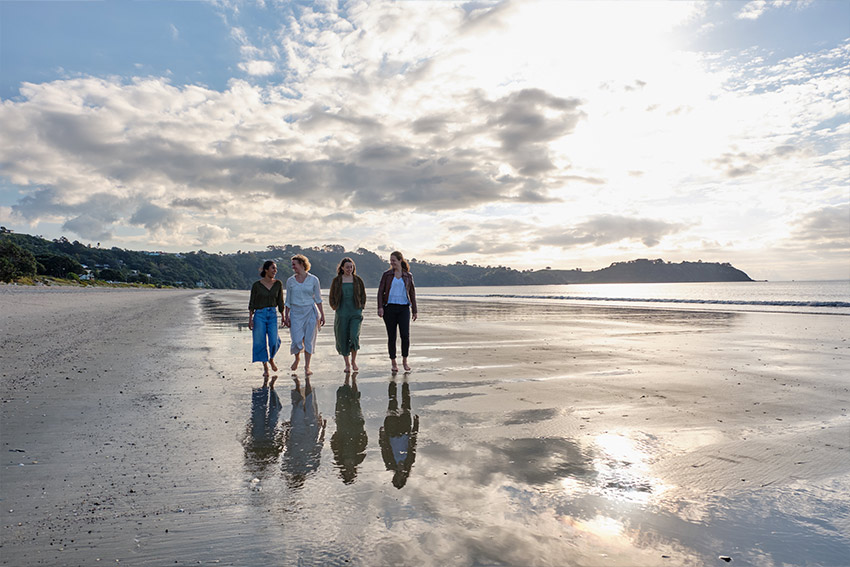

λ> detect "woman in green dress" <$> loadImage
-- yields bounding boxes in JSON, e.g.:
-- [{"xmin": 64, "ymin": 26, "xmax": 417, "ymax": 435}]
[{"xmin": 329, "ymin": 257, "xmax": 367, "ymax": 373}]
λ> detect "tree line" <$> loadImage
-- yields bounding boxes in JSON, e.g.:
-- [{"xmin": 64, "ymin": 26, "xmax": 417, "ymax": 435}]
[{"xmin": 0, "ymin": 230, "xmax": 753, "ymax": 288}]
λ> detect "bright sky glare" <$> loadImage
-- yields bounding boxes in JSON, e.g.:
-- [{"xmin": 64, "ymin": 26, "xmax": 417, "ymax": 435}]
[{"xmin": 0, "ymin": 0, "xmax": 848, "ymax": 281}]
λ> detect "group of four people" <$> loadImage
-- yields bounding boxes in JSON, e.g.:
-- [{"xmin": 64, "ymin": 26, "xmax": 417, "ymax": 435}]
[{"xmin": 248, "ymin": 251, "xmax": 417, "ymax": 376}]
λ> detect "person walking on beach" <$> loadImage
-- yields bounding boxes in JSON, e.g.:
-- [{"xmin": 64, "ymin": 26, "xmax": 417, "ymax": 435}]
[
  {"xmin": 377, "ymin": 251, "xmax": 417, "ymax": 372},
  {"xmin": 329, "ymin": 257, "xmax": 367, "ymax": 373},
  {"xmin": 284, "ymin": 254, "xmax": 325, "ymax": 375},
  {"xmin": 248, "ymin": 260, "xmax": 284, "ymax": 377}
]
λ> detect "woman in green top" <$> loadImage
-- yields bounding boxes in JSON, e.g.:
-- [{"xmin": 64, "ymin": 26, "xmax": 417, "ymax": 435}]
[
  {"xmin": 248, "ymin": 260, "xmax": 284, "ymax": 377},
  {"xmin": 328, "ymin": 257, "xmax": 367, "ymax": 373}
]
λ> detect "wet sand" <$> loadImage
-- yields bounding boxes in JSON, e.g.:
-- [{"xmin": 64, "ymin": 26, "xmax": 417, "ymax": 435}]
[{"xmin": 1, "ymin": 287, "xmax": 849, "ymax": 566}]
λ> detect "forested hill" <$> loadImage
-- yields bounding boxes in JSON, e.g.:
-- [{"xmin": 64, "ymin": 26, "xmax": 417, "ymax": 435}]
[{"xmin": 1, "ymin": 231, "xmax": 753, "ymax": 288}]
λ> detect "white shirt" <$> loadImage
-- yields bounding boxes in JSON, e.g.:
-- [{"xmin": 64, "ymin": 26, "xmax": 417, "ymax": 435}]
[
  {"xmin": 387, "ymin": 276, "xmax": 409, "ymax": 305},
  {"xmin": 285, "ymin": 273, "xmax": 323, "ymax": 307}
]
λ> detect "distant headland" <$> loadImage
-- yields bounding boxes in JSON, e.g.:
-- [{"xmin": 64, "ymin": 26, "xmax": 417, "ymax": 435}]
[{"xmin": 1, "ymin": 229, "xmax": 753, "ymax": 288}]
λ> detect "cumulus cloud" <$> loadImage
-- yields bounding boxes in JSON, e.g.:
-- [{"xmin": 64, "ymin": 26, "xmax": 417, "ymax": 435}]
[
  {"xmin": 239, "ymin": 60, "xmax": 275, "ymax": 76},
  {"xmin": 788, "ymin": 204, "xmax": 850, "ymax": 250},
  {"xmin": 0, "ymin": 0, "xmax": 845, "ymax": 279},
  {"xmin": 536, "ymin": 215, "xmax": 688, "ymax": 248},
  {"xmin": 130, "ymin": 203, "xmax": 180, "ymax": 232}
]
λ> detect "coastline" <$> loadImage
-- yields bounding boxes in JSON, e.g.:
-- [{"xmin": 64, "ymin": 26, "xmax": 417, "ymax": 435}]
[{"xmin": 2, "ymin": 288, "xmax": 848, "ymax": 565}]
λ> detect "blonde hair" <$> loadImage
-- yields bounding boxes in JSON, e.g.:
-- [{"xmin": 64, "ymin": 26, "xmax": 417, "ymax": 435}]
[
  {"xmin": 336, "ymin": 257, "xmax": 356, "ymax": 276},
  {"xmin": 291, "ymin": 254, "xmax": 311, "ymax": 271}
]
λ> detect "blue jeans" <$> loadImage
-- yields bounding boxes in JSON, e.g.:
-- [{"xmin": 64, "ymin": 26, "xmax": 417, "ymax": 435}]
[{"xmin": 252, "ymin": 307, "xmax": 281, "ymax": 363}]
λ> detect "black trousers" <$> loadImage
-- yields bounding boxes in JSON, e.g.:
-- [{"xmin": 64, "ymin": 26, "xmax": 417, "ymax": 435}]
[{"xmin": 382, "ymin": 303, "xmax": 410, "ymax": 360}]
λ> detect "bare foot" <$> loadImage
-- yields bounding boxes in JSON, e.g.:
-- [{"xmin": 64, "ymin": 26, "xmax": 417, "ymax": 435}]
[
  {"xmin": 391, "ymin": 360, "xmax": 399, "ymax": 372},
  {"xmin": 344, "ymin": 366, "xmax": 351, "ymax": 373},
  {"xmin": 291, "ymin": 356, "xmax": 299, "ymax": 371},
  {"xmin": 305, "ymin": 366, "xmax": 313, "ymax": 376},
  {"xmin": 269, "ymin": 359, "xmax": 278, "ymax": 372},
  {"xmin": 402, "ymin": 359, "xmax": 411, "ymax": 372},
  {"xmin": 351, "ymin": 361, "xmax": 359, "ymax": 371},
  {"xmin": 263, "ymin": 363, "xmax": 270, "ymax": 377}
]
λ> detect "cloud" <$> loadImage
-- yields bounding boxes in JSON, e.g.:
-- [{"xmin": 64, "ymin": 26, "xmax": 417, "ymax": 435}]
[
  {"xmin": 62, "ymin": 214, "xmax": 113, "ymax": 241},
  {"xmin": 196, "ymin": 223, "xmax": 230, "ymax": 246},
  {"xmin": 130, "ymin": 203, "xmax": 180, "ymax": 232},
  {"xmin": 239, "ymin": 60, "xmax": 276, "ymax": 76},
  {"xmin": 710, "ymin": 145, "xmax": 806, "ymax": 178},
  {"xmin": 535, "ymin": 215, "xmax": 688, "ymax": 248},
  {"xmin": 788, "ymin": 204, "xmax": 850, "ymax": 250},
  {"xmin": 736, "ymin": 0, "xmax": 805, "ymax": 20},
  {"xmin": 737, "ymin": 0, "xmax": 769, "ymax": 20}
]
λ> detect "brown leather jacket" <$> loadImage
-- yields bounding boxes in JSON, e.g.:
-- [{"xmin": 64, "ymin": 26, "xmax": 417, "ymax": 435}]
[
  {"xmin": 329, "ymin": 274, "xmax": 367, "ymax": 310},
  {"xmin": 377, "ymin": 269, "xmax": 417, "ymax": 315}
]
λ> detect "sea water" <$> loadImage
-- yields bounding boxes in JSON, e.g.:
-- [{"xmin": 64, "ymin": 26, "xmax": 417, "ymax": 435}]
[{"xmin": 416, "ymin": 280, "xmax": 850, "ymax": 315}]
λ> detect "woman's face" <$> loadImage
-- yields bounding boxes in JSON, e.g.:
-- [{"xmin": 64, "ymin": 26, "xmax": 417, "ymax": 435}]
[
  {"xmin": 390, "ymin": 255, "xmax": 401, "ymax": 270},
  {"xmin": 291, "ymin": 259, "xmax": 304, "ymax": 274},
  {"xmin": 266, "ymin": 263, "xmax": 277, "ymax": 277},
  {"xmin": 342, "ymin": 261, "xmax": 354, "ymax": 276}
]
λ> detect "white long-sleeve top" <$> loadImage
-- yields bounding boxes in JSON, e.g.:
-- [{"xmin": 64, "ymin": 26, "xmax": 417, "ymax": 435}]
[{"xmin": 285, "ymin": 273, "xmax": 323, "ymax": 308}]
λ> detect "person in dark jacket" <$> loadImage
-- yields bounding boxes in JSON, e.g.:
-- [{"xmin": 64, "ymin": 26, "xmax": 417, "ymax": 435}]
[{"xmin": 376, "ymin": 251, "xmax": 417, "ymax": 372}]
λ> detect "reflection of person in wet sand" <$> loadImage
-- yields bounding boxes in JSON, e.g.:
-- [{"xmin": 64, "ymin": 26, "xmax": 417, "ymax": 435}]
[
  {"xmin": 281, "ymin": 376, "xmax": 327, "ymax": 488},
  {"xmin": 379, "ymin": 378, "xmax": 419, "ymax": 489},
  {"xmin": 330, "ymin": 372, "xmax": 368, "ymax": 484},
  {"xmin": 243, "ymin": 378, "xmax": 284, "ymax": 477}
]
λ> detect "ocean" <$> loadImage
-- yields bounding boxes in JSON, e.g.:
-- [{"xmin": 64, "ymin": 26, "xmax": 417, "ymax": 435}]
[{"xmin": 414, "ymin": 280, "xmax": 850, "ymax": 315}]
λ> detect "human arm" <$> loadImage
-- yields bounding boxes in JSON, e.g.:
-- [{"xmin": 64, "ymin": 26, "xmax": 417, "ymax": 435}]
[
  {"xmin": 248, "ymin": 282, "xmax": 258, "ymax": 329},
  {"xmin": 313, "ymin": 275, "xmax": 326, "ymax": 327},
  {"xmin": 408, "ymin": 273, "xmax": 417, "ymax": 321},
  {"xmin": 377, "ymin": 272, "xmax": 386, "ymax": 318},
  {"xmin": 283, "ymin": 278, "xmax": 292, "ymax": 327},
  {"xmin": 356, "ymin": 276, "xmax": 367, "ymax": 308}
]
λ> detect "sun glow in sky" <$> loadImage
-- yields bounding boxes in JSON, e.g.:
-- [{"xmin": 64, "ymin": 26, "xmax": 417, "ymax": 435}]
[{"xmin": 0, "ymin": 0, "xmax": 847, "ymax": 280}]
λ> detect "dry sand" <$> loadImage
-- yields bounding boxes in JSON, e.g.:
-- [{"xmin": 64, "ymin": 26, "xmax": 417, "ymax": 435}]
[{"xmin": 1, "ymin": 286, "xmax": 848, "ymax": 566}]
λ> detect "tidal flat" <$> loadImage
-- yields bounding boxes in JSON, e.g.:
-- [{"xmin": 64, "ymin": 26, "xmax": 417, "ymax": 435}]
[{"xmin": 1, "ymin": 286, "xmax": 848, "ymax": 566}]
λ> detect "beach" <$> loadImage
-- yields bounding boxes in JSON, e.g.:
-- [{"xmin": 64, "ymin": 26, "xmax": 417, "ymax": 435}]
[{"xmin": 1, "ymin": 286, "xmax": 848, "ymax": 566}]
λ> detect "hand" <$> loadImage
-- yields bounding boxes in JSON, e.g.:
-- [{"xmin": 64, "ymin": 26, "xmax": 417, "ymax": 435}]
[
  {"xmin": 248, "ymin": 318, "xmax": 253, "ymax": 330},
  {"xmin": 377, "ymin": 307, "xmax": 384, "ymax": 318},
  {"xmin": 319, "ymin": 316, "xmax": 325, "ymax": 328},
  {"xmin": 412, "ymin": 312, "xmax": 418, "ymax": 321}
]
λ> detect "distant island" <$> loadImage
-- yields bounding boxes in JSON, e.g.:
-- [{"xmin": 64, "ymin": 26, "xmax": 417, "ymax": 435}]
[{"xmin": 1, "ymin": 229, "xmax": 753, "ymax": 288}]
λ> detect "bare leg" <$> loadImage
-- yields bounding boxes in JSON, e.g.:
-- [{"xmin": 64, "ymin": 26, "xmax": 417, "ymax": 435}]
[
  {"xmin": 351, "ymin": 350, "xmax": 358, "ymax": 371},
  {"xmin": 269, "ymin": 359, "xmax": 278, "ymax": 372},
  {"xmin": 263, "ymin": 361, "xmax": 270, "ymax": 377},
  {"xmin": 343, "ymin": 355, "xmax": 351, "ymax": 373},
  {"xmin": 305, "ymin": 352, "xmax": 313, "ymax": 375},
  {"xmin": 291, "ymin": 353, "xmax": 300, "ymax": 371},
  {"xmin": 402, "ymin": 357, "xmax": 411, "ymax": 372},
  {"xmin": 391, "ymin": 358, "xmax": 399, "ymax": 372}
]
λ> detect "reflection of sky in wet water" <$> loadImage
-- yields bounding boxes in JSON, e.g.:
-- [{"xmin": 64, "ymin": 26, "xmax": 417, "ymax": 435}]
[{"xmin": 196, "ymin": 291, "xmax": 849, "ymax": 566}]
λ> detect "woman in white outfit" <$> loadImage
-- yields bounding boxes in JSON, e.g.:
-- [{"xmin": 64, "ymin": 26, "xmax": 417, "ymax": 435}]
[{"xmin": 284, "ymin": 254, "xmax": 326, "ymax": 375}]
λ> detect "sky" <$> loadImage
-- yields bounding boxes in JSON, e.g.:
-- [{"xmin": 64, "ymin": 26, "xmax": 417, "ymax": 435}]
[{"xmin": 0, "ymin": 0, "xmax": 848, "ymax": 281}]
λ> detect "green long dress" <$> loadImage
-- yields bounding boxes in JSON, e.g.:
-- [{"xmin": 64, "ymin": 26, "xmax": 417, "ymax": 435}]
[{"xmin": 334, "ymin": 282, "xmax": 363, "ymax": 355}]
